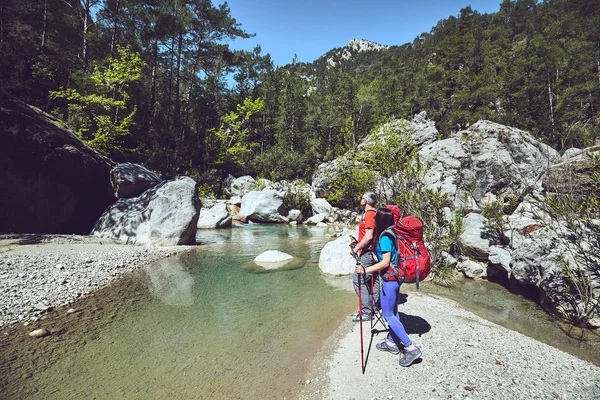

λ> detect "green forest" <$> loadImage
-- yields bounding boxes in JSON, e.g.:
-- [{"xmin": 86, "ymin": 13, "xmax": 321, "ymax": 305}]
[{"xmin": 2, "ymin": 0, "xmax": 599, "ymax": 190}]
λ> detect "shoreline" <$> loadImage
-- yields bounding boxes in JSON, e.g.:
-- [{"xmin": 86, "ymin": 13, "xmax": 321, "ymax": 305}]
[{"xmin": 0, "ymin": 234, "xmax": 194, "ymax": 329}]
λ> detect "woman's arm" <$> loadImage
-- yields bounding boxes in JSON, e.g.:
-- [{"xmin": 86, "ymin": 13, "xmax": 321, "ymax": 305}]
[{"xmin": 355, "ymin": 252, "xmax": 391, "ymax": 274}]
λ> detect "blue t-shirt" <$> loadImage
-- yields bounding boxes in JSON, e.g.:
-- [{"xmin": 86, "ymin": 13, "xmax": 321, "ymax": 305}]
[{"xmin": 375, "ymin": 234, "xmax": 397, "ymax": 266}]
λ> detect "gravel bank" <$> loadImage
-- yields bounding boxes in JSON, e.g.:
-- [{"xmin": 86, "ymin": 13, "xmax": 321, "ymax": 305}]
[
  {"xmin": 301, "ymin": 293, "xmax": 600, "ymax": 400},
  {"xmin": 0, "ymin": 234, "xmax": 194, "ymax": 329}
]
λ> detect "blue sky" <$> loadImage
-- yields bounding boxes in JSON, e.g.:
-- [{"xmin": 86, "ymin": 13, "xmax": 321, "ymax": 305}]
[{"xmin": 220, "ymin": 0, "xmax": 503, "ymax": 67}]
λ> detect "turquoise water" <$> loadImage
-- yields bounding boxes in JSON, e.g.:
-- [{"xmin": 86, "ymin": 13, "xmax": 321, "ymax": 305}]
[{"xmin": 6, "ymin": 224, "xmax": 355, "ymax": 399}]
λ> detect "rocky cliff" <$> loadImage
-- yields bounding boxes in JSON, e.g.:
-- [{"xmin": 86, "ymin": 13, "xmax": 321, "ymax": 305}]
[{"xmin": 0, "ymin": 92, "xmax": 115, "ymax": 234}]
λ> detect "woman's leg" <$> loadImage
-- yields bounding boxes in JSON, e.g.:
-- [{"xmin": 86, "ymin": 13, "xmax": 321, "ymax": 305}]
[{"xmin": 380, "ymin": 280, "xmax": 412, "ymax": 347}]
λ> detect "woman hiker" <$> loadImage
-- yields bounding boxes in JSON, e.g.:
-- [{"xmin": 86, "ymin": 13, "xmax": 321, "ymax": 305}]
[{"xmin": 355, "ymin": 207, "xmax": 422, "ymax": 367}]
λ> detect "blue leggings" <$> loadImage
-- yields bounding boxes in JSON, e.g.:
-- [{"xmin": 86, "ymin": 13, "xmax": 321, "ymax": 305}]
[{"xmin": 380, "ymin": 279, "xmax": 412, "ymax": 347}]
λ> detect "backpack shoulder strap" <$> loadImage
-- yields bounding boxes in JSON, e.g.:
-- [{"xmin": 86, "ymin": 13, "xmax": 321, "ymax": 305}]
[{"xmin": 378, "ymin": 227, "xmax": 398, "ymax": 254}]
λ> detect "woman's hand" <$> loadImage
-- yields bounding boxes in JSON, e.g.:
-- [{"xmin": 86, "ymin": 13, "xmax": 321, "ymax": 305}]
[{"xmin": 355, "ymin": 264, "xmax": 367, "ymax": 274}]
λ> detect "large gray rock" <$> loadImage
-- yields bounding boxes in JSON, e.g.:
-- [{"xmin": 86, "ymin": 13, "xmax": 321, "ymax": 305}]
[
  {"xmin": 228, "ymin": 175, "xmax": 257, "ymax": 197},
  {"xmin": 510, "ymin": 221, "xmax": 600, "ymax": 321},
  {"xmin": 197, "ymin": 201, "xmax": 232, "ymax": 229},
  {"xmin": 0, "ymin": 92, "xmax": 115, "ymax": 234},
  {"xmin": 312, "ymin": 158, "xmax": 354, "ymax": 199},
  {"xmin": 318, "ymin": 233, "xmax": 356, "ymax": 276},
  {"xmin": 287, "ymin": 209, "xmax": 303, "ymax": 222},
  {"xmin": 511, "ymin": 224, "xmax": 570, "ymax": 311},
  {"xmin": 311, "ymin": 198, "xmax": 333, "ymax": 216},
  {"xmin": 420, "ymin": 120, "xmax": 561, "ymax": 210},
  {"xmin": 239, "ymin": 190, "xmax": 288, "ymax": 223},
  {"xmin": 488, "ymin": 245, "xmax": 512, "ymax": 275},
  {"xmin": 305, "ymin": 213, "xmax": 327, "ymax": 225},
  {"xmin": 110, "ymin": 163, "xmax": 162, "ymax": 198},
  {"xmin": 458, "ymin": 213, "xmax": 490, "ymax": 259},
  {"xmin": 457, "ymin": 257, "xmax": 486, "ymax": 279},
  {"xmin": 504, "ymin": 198, "xmax": 551, "ymax": 249},
  {"xmin": 92, "ymin": 177, "xmax": 200, "ymax": 245}
]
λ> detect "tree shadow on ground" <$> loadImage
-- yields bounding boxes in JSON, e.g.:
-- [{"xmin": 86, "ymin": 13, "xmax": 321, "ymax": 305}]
[{"xmin": 16, "ymin": 234, "xmax": 45, "ymax": 245}]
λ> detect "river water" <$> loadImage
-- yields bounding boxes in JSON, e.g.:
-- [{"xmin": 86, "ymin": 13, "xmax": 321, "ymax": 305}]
[{"xmin": 2, "ymin": 224, "xmax": 599, "ymax": 399}]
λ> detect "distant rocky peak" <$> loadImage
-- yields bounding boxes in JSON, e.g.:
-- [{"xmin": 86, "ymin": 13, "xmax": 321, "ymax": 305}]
[
  {"xmin": 345, "ymin": 38, "xmax": 387, "ymax": 53},
  {"xmin": 327, "ymin": 39, "xmax": 388, "ymax": 66}
]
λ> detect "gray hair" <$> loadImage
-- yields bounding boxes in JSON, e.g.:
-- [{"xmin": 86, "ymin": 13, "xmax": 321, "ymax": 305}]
[{"xmin": 362, "ymin": 192, "xmax": 377, "ymax": 206}]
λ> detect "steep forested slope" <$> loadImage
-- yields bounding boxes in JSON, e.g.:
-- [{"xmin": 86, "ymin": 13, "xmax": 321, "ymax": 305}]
[{"xmin": 2, "ymin": 0, "xmax": 599, "ymax": 185}]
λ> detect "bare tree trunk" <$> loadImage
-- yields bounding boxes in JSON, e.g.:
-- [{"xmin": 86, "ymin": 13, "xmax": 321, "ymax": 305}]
[
  {"xmin": 41, "ymin": 0, "xmax": 47, "ymax": 48},
  {"xmin": 149, "ymin": 39, "xmax": 158, "ymax": 120},
  {"xmin": 0, "ymin": 0, "xmax": 4, "ymax": 46},
  {"xmin": 548, "ymin": 74, "xmax": 555, "ymax": 128},
  {"xmin": 174, "ymin": 32, "xmax": 182, "ymax": 134},
  {"xmin": 81, "ymin": 0, "xmax": 90, "ymax": 67},
  {"xmin": 167, "ymin": 36, "xmax": 175, "ymax": 125},
  {"xmin": 261, "ymin": 113, "xmax": 266, "ymax": 154},
  {"xmin": 597, "ymin": 47, "xmax": 600, "ymax": 86},
  {"xmin": 586, "ymin": 77, "xmax": 595, "ymax": 115},
  {"xmin": 110, "ymin": 0, "xmax": 121, "ymax": 54}
]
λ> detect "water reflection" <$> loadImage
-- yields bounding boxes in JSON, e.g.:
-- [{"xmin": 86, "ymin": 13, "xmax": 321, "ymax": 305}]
[
  {"xmin": 321, "ymin": 275, "xmax": 354, "ymax": 291},
  {"xmin": 144, "ymin": 258, "xmax": 195, "ymax": 306}
]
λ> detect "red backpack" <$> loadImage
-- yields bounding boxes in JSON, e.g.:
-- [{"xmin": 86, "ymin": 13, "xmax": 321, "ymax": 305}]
[{"xmin": 379, "ymin": 205, "xmax": 431, "ymax": 289}]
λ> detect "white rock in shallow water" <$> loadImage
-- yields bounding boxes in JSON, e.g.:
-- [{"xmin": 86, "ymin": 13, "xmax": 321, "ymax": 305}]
[
  {"xmin": 253, "ymin": 251, "xmax": 294, "ymax": 270},
  {"xmin": 29, "ymin": 328, "xmax": 48, "ymax": 337},
  {"xmin": 254, "ymin": 251, "xmax": 293, "ymax": 263}
]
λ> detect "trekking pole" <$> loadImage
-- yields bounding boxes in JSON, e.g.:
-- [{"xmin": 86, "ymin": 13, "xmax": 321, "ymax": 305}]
[
  {"xmin": 357, "ymin": 261, "xmax": 366, "ymax": 374},
  {"xmin": 350, "ymin": 236, "xmax": 366, "ymax": 373}
]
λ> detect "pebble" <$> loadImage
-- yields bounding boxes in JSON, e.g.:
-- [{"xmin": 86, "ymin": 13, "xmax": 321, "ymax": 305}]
[{"xmin": 29, "ymin": 328, "xmax": 48, "ymax": 337}]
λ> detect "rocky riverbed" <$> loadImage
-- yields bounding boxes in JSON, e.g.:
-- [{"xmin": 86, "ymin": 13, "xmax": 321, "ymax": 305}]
[{"xmin": 0, "ymin": 234, "xmax": 194, "ymax": 329}]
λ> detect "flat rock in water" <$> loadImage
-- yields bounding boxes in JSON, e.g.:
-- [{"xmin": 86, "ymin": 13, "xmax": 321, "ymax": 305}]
[
  {"xmin": 245, "ymin": 251, "xmax": 304, "ymax": 273},
  {"xmin": 254, "ymin": 250, "xmax": 293, "ymax": 264}
]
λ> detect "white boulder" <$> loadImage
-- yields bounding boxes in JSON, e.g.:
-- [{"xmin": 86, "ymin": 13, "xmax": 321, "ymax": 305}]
[
  {"xmin": 92, "ymin": 177, "xmax": 200, "ymax": 245},
  {"xmin": 239, "ymin": 190, "xmax": 288, "ymax": 223},
  {"xmin": 458, "ymin": 213, "xmax": 490, "ymax": 259},
  {"xmin": 319, "ymin": 234, "xmax": 356, "ymax": 276},
  {"xmin": 197, "ymin": 201, "xmax": 232, "ymax": 229}
]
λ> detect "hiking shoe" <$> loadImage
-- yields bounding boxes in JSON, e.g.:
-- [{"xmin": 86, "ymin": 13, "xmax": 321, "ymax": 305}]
[
  {"xmin": 399, "ymin": 346, "xmax": 422, "ymax": 367},
  {"xmin": 376, "ymin": 340, "xmax": 400, "ymax": 355},
  {"xmin": 351, "ymin": 313, "xmax": 371, "ymax": 322}
]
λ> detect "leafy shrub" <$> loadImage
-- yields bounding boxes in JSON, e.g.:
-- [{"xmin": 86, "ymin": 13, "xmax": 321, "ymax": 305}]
[
  {"xmin": 541, "ymin": 153, "xmax": 600, "ymax": 325},
  {"xmin": 282, "ymin": 180, "xmax": 312, "ymax": 217},
  {"xmin": 545, "ymin": 194, "xmax": 600, "ymax": 326},
  {"xmin": 254, "ymin": 146, "xmax": 315, "ymax": 182}
]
